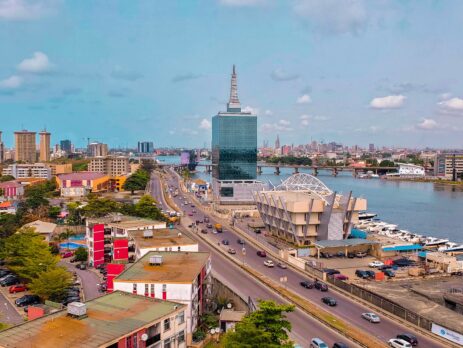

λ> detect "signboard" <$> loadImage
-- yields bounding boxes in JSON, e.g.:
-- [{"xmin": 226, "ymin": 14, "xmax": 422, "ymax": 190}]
[{"xmin": 431, "ymin": 323, "xmax": 463, "ymax": 345}]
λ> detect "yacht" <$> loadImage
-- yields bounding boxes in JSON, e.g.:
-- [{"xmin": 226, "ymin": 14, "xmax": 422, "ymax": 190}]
[
  {"xmin": 423, "ymin": 237, "xmax": 449, "ymax": 247},
  {"xmin": 443, "ymin": 244, "xmax": 463, "ymax": 253},
  {"xmin": 359, "ymin": 212, "xmax": 377, "ymax": 220}
]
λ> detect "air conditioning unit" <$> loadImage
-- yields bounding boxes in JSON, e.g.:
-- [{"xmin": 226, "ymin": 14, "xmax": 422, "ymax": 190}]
[
  {"xmin": 67, "ymin": 302, "xmax": 87, "ymax": 317},
  {"xmin": 143, "ymin": 230, "xmax": 154, "ymax": 238},
  {"xmin": 149, "ymin": 255, "xmax": 163, "ymax": 265}
]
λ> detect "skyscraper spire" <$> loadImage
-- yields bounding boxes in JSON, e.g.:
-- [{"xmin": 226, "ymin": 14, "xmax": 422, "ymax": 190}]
[{"xmin": 227, "ymin": 64, "xmax": 241, "ymax": 112}]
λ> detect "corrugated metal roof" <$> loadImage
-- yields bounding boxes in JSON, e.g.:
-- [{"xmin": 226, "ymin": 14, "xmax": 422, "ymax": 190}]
[
  {"xmin": 314, "ymin": 238, "xmax": 379, "ymax": 249},
  {"xmin": 382, "ymin": 244, "xmax": 422, "ymax": 252}
]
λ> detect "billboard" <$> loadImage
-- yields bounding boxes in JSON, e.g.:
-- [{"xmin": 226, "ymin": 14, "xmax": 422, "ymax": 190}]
[{"xmin": 431, "ymin": 323, "xmax": 463, "ymax": 345}]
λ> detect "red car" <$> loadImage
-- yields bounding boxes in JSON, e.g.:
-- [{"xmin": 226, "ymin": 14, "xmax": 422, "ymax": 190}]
[
  {"xmin": 61, "ymin": 251, "xmax": 73, "ymax": 258},
  {"xmin": 257, "ymin": 250, "xmax": 267, "ymax": 257},
  {"xmin": 334, "ymin": 274, "xmax": 349, "ymax": 281},
  {"xmin": 9, "ymin": 284, "xmax": 27, "ymax": 294}
]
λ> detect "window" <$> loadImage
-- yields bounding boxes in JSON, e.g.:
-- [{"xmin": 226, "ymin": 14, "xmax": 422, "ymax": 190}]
[
  {"xmin": 144, "ymin": 284, "xmax": 149, "ymax": 296},
  {"xmin": 164, "ymin": 338, "xmax": 171, "ymax": 348},
  {"xmin": 220, "ymin": 187, "xmax": 233, "ymax": 197},
  {"xmin": 163, "ymin": 318, "xmax": 171, "ymax": 331},
  {"xmin": 126, "ymin": 336, "xmax": 131, "ymax": 348},
  {"xmin": 178, "ymin": 330, "xmax": 185, "ymax": 343},
  {"xmin": 150, "ymin": 284, "xmax": 155, "ymax": 298},
  {"xmin": 132, "ymin": 283, "xmax": 137, "ymax": 294},
  {"xmin": 176, "ymin": 311, "xmax": 185, "ymax": 324},
  {"xmin": 177, "ymin": 246, "xmax": 181, "ymax": 251}
]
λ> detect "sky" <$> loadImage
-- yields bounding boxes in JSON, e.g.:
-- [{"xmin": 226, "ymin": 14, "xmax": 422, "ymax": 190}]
[{"xmin": 1, "ymin": 0, "xmax": 463, "ymax": 149}]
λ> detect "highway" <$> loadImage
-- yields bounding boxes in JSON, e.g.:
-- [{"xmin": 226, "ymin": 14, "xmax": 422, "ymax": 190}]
[{"xmin": 151, "ymin": 169, "xmax": 446, "ymax": 348}]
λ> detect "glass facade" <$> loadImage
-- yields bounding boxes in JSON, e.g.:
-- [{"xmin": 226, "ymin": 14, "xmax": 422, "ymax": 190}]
[{"xmin": 212, "ymin": 114, "xmax": 257, "ymax": 180}]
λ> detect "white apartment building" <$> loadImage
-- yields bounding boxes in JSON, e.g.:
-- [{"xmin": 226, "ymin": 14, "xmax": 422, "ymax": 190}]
[
  {"xmin": 2, "ymin": 163, "xmax": 51, "ymax": 180},
  {"xmin": 113, "ymin": 251, "xmax": 212, "ymax": 345}
]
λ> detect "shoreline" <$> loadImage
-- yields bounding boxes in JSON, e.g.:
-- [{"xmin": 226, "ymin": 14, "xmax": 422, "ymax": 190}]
[{"xmin": 383, "ymin": 176, "xmax": 463, "ymax": 186}]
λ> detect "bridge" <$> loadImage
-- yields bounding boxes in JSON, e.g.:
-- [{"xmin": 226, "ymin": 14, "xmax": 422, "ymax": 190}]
[{"xmin": 164, "ymin": 162, "xmax": 397, "ymax": 177}]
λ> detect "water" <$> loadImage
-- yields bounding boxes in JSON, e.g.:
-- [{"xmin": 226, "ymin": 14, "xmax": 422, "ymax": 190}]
[
  {"xmin": 157, "ymin": 155, "xmax": 463, "ymax": 243},
  {"xmin": 59, "ymin": 242, "xmax": 87, "ymax": 250}
]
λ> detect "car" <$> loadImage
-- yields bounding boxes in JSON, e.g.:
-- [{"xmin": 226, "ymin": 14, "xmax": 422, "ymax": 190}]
[
  {"xmin": 347, "ymin": 252, "xmax": 356, "ymax": 259},
  {"xmin": 378, "ymin": 265, "xmax": 393, "ymax": 271},
  {"xmin": 15, "ymin": 294, "xmax": 40, "ymax": 307},
  {"xmin": 314, "ymin": 281, "xmax": 328, "ymax": 291},
  {"xmin": 300, "ymin": 281, "xmax": 314, "ymax": 289},
  {"xmin": 257, "ymin": 250, "xmax": 267, "ymax": 257},
  {"xmin": 61, "ymin": 251, "xmax": 73, "ymax": 258},
  {"xmin": 190, "ymin": 204, "xmax": 195, "ymax": 208},
  {"xmin": 356, "ymin": 251, "xmax": 367, "ymax": 258},
  {"xmin": 76, "ymin": 263, "xmax": 87, "ymax": 270},
  {"xmin": 361, "ymin": 312, "xmax": 380, "ymax": 323},
  {"xmin": 369, "ymin": 261, "xmax": 385, "ymax": 268},
  {"xmin": 396, "ymin": 334, "xmax": 418, "ymax": 346},
  {"xmin": 0, "ymin": 273, "xmax": 15, "ymax": 282},
  {"xmin": 264, "ymin": 260, "xmax": 275, "ymax": 267},
  {"xmin": 192, "ymin": 210, "xmax": 197, "ymax": 214},
  {"xmin": 384, "ymin": 269, "xmax": 395, "ymax": 278},
  {"xmin": 1, "ymin": 276, "xmax": 19, "ymax": 287},
  {"xmin": 204, "ymin": 217, "xmax": 209, "ymax": 223},
  {"xmin": 237, "ymin": 239, "xmax": 245, "ymax": 245},
  {"xmin": 9, "ymin": 284, "xmax": 27, "ymax": 294},
  {"xmin": 324, "ymin": 268, "xmax": 340, "ymax": 276},
  {"xmin": 365, "ymin": 270, "xmax": 376, "ymax": 278},
  {"xmin": 188, "ymin": 212, "xmax": 193, "ymax": 216},
  {"xmin": 222, "ymin": 240, "xmax": 230, "ymax": 245},
  {"xmin": 0, "ymin": 269, "xmax": 11, "ymax": 277},
  {"xmin": 321, "ymin": 296, "xmax": 337, "ymax": 306},
  {"xmin": 320, "ymin": 252, "xmax": 333, "ymax": 258},
  {"xmin": 355, "ymin": 270, "xmax": 369, "ymax": 279},
  {"xmin": 277, "ymin": 262, "xmax": 287, "ymax": 269},
  {"xmin": 334, "ymin": 274, "xmax": 349, "ymax": 280},
  {"xmin": 254, "ymin": 229, "xmax": 261, "ymax": 234},
  {"xmin": 393, "ymin": 258, "xmax": 414, "ymax": 267},
  {"xmin": 206, "ymin": 223, "xmax": 213, "ymax": 229},
  {"xmin": 332, "ymin": 343, "xmax": 349, "ymax": 348},
  {"xmin": 200, "ymin": 229, "xmax": 208, "ymax": 234},
  {"xmin": 310, "ymin": 338, "xmax": 328, "ymax": 348},
  {"xmin": 227, "ymin": 248, "xmax": 236, "ymax": 255},
  {"xmin": 387, "ymin": 338, "xmax": 412, "ymax": 348},
  {"xmin": 67, "ymin": 291, "xmax": 80, "ymax": 298},
  {"xmin": 69, "ymin": 256, "xmax": 78, "ymax": 263}
]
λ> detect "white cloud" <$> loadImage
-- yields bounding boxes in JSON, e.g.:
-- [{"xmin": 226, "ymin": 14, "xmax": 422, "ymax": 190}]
[
  {"xmin": 17, "ymin": 51, "xmax": 53, "ymax": 73},
  {"xmin": 0, "ymin": 0, "xmax": 57, "ymax": 20},
  {"xmin": 439, "ymin": 92, "xmax": 452, "ymax": 100},
  {"xmin": 416, "ymin": 118, "xmax": 438, "ymax": 130},
  {"xmin": 370, "ymin": 95, "xmax": 406, "ymax": 109},
  {"xmin": 261, "ymin": 119, "xmax": 293, "ymax": 133},
  {"xmin": 0, "ymin": 75, "xmax": 23, "ymax": 89},
  {"xmin": 219, "ymin": 0, "xmax": 266, "ymax": 6},
  {"xmin": 438, "ymin": 97, "xmax": 463, "ymax": 115},
  {"xmin": 264, "ymin": 109, "xmax": 273, "ymax": 116},
  {"xmin": 293, "ymin": 0, "xmax": 368, "ymax": 35},
  {"xmin": 270, "ymin": 69, "xmax": 300, "ymax": 81},
  {"xmin": 296, "ymin": 94, "xmax": 311, "ymax": 104},
  {"xmin": 199, "ymin": 118, "xmax": 211, "ymax": 130},
  {"xmin": 300, "ymin": 114, "xmax": 309, "ymax": 126},
  {"xmin": 242, "ymin": 105, "xmax": 260, "ymax": 114}
]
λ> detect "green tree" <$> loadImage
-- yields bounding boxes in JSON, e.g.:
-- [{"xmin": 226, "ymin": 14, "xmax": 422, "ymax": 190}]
[
  {"xmin": 123, "ymin": 169, "xmax": 150, "ymax": 194},
  {"xmin": 379, "ymin": 160, "xmax": 396, "ymax": 167},
  {"xmin": 29, "ymin": 267, "xmax": 72, "ymax": 301},
  {"xmin": 132, "ymin": 195, "xmax": 165, "ymax": 221},
  {"xmin": 223, "ymin": 300, "xmax": 295, "ymax": 348},
  {"xmin": 81, "ymin": 197, "xmax": 121, "ymax": 218},
  {"xmin": 0, "ymin": 175, "xmax": 15, "ymax": 182},
  {"xmin": 48, "ymin": 206, "xmax": 61, "ymax": 219},
  {"xmin": 74, "ymin": 246, "xmax": 88, "ymax": 262}
]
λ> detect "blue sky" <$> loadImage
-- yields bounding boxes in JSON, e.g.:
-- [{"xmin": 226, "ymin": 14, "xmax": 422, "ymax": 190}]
[{"xmin": 1, "ymin": 0, "xmax": 463, "ymax": 149}]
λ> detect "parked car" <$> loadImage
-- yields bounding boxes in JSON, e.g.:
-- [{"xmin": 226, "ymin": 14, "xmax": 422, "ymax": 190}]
[
  {"xmin": 237, "ymin": 239, "xmax": 246, "ymax": 245},
  {"xmin": 332, "ymin": 343, "xmax": 349, "ymax": 348},
  {"xmin": 365, "ymin": 270, "xmax": 376, "ymax": 278},
  {"xmin": 188, "ymin": 212, "xmax": 193, "ymax": 216},
  {"xmin": 310, "ymin": 338, "xmax": 328, "ymax": 348},
  {"xmin": 206, "ymin": 223, "xmax": 213, "ymax": 229},
  {"xmin": 321, "ymin": 297, "xmax": 337, "ymax": 306},
  {"xmin": 264, "ymin": 260, "xmax": 275, "ymax": 267},
  {"xmin": 9, "ymin": 284, "xmax": 27, "ymax": 294},
  {"xmin": 334, "ymin": 274, "xmax": 349, "ymax": 281},
  {"xmin": 67, "ymin": 290, "xmax": 80, "ymax": 298},
  {"xmin": 361, "ymin": 312, "xmax": 380, "ymax": 323},
  {"xmin": 320, "ymin": 252, "xmax": 333, "ymax": 258},
  {"xmin": 61, "ymin": 251, "xmax": 73, "ymax": 258},
  {"xmin": 396, "ymin": 334, "xmax": 418, "ymax": 346},
  {"xmin": 200, "ymin": 229, "xmax": 208, "ymax": 234},
  {"xmin": 76, "ymin": 263, "xmax": 87, "ymax": 270},
  {"xmin": 0, "ymin": 269, "xmax": 11, "ymax": 277},
  {"xmin": 369, "ymin": 261, "xmax": 385, "ymax": 268},
  {"xmin": 277, "ymin": 262, "xmax": 287, "ymax": 269},
  {"xmin": 227, "ymin": 248, "xmax": 236, "ymax": 255},
  {"xmin": 324, "ymin": 269, "xmax": 340, "ymax": 276},
  {"xmin": 378, "ymin": 265, "xmax": 392, "ymax": 271},
  {"xmin": 387, "ymin": 338, "xmax": 412, "ymax": 348},
  {"xmin": 384, "ymin": 269, "xmax": 395, "ymax": 278},
  {"xmin": 204, "ymin": 217, "xmax": 209, "ymax": 223},
  {"xmin": 254, "ymin": 229, "xmax": 261, "ymax": 234},
  {"xmin": 393, "ymin": 258, "xmax": 414, "ymax": 267},
  {"xmin": 347, "ymin": 252, "xmax": 356, "ymax": 258},
  {"xmin": 356, "ymin": 251, "xmax": 367, "ymax": 258},
  {"xmin": 1, "ymin": 275, "xmax": 19, "ymax": 287},
  {"xmin": 222, "ymin": 239, "xmax": 230, "ymax": 245},
  {"xmin": 15, "ymin": 294, "xmax": 40, "ymax": 307},
  {"xmin": 300, "ymin": 281, "xmax": 314, "ymax": 289},
  {"xmin": 314, "ymin": 281, "xmax": 328, "ymax": 291},
  {"xmin": 0, "ymin": 273, "xmax": 14, "ymax": 282},
  {"xmin": 257, "ymin": 250, "xmax": 267, "ymax": 257},
  {"xmin": 69, "ymin": 256, "xmax": 78, "ymax": 263}
]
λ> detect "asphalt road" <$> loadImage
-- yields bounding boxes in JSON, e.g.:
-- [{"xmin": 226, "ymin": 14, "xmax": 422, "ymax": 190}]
[
  {"xmin": 0, "ymin": 291, "xmax": 23, "ymax": 326},
  {"xmin": 59, "ymin": 261, "xmax": 102, "ymax": 301},
  {"xmin": 156, "ymin": 169, "xmax": 445, "ymax": 348}
]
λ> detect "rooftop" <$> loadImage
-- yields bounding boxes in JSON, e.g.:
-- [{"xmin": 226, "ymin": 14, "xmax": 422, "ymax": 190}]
[
  {"xmin": 0, "ymin": 291, "xmax": 185, "ymax": 348},
  {"xmin": 87, "ymin": 215, "xmax": 164, "ymax": 229},
  {"xmin": 116, "ymin": 251, "xmax": 210, "ymax": 284},
  {"xmin": 219, "ymin": 309, "xmax": 247, "ymax": 323},
  {"xmin": 314, "ymin": 238, "xmax": 379, "ymax": 249},
  {"xmin": 58, "ymin": 172, "xmax": 108, "ymax": 181},
  {"xmin": 129, "ymin": 229, "xmax": 197, "ymax": 249},
  {"xmin": 0, "ymin": 181, "xmax": 22, "ymax": 188},
  {"xmin": 23, "ymin": 220, "xmax": 57, "ymax": 234}
]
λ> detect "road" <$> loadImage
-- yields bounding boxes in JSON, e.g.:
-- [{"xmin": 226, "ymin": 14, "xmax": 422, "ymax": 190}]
[
  {"xmin": 154, "ymin": 169, "xmax": 445, "ymax": 348},
  {"xmin": 59, "ymin": 261, "xmax": 102, "ymax": 301},
  {"xmin": 0, "ymin": 291, "xmax": 23, "ymax": 326}
]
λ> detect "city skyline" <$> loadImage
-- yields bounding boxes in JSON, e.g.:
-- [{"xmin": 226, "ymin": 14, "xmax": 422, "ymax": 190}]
[{"xmin": 1, "ymin": 1, "xmax": 463, "ymax": 148}]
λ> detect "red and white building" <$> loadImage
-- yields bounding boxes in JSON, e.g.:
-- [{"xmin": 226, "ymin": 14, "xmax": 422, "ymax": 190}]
[
  {"xmin": 113, "ymin": 251, "xmax": 211, "ymax": 345},
  {"xmin": 0, "ymin": 180, "xmax": 24, "ymax": 199}
]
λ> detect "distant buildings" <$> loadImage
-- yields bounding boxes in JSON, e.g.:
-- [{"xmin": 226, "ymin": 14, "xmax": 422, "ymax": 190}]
[
  {"xmin": 0, "ymin": 131, "xmax": 4, "ymax": 163},
  {"xmin": 39, "ymin": 130, "xmax": 51, "ymax": 162},
  {"xmin": 88, "ymin": 156, "xmax": 129, "ymax": 176},
  {"xmin": 2, "ymin": 163, "xmax": 51, "ymax": 180},
  {"xmin": 56, "ymin": 172, "xmax": 109, "ymax": 197},
  {"xmin": 211, "ymin": 66, "xmax": 266, "ymax": 204},
  {"xmin": 434, "ymin": 153, "xmax": 463, "ymax": 180},
  {"xmin": 60, "ymin": 139, "xmax": 72, "ymax": 153},
  {"xmin": 87, "ymin": 142, "xmax": 108, "ymax": 157},
  {"xmin": 0, "ymin": 180, "xmax": 24, "ymax": 199},
  {"xmin": 138, "ymin": 141, "xmax": 154, "ymax": 154},
  {"xmin": 14, "ymin": 130, "xmax": 36, "ymax": 163}
]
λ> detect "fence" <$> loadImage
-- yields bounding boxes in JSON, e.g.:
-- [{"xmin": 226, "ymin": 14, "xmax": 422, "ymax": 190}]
[{"xmin": 326, "ymin": 276, "xmax": 433, "ymax": 330}]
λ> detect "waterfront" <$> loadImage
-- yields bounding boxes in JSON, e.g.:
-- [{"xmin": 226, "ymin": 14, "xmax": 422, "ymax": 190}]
[{"xmin": 159, "ymin": 156, "xmax": 463, "ymax": 243}]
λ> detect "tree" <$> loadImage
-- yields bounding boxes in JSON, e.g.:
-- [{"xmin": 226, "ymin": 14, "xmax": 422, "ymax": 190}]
[
  {"xmin": 81, "ymin": 197, "xmax": 121, "ymax": 218},
  {"xmin": 379, "ymin": 160, "xmax": 396, "ymax": 167},
  {"xmin": 0, "ymin": 175, "xmax": 15, "ymax": 182},
  {"xmin": 48, "ymin": 206, "xmax": 61, "ymax": 219},
  {"xmin": 223, "ymin": 300, "xmax": 295, "ymax": 348},
  {"xmin": 131, "ymin": 195, "xmax": 165, "ymax": 221},
  {"xmin": 74, "ymin": 246, "xmax": 88, "ymax": 262},
  {"xmin": 123, "ymin": 169, "xmax": 150, "ymax": 194},
  {"xmin": 29, "ymin": 267, "xmax": 72, "ymax": 301}
]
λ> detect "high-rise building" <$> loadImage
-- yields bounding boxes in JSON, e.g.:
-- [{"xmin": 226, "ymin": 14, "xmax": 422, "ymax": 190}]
[
  {"xmin": 14, "ymin": 130, "xmax": 36, "ymax": 163},
  {"xmin": 0, "ymin": 131, "xmax": 4, "ymax": 164},
  {"xmin": 275, "ymin": 134, "xmax": 280, "ymax": 149},
  {"xmin": 39, "ymin": 130, "xmax": 51, "ymax": 162},
  {"xmin": 137, "ymin": 141, "xmax": 154, "ymax": 154},
  {"xmin": 369, "ymin": 143, "xmax": 375, "ymax": 152},
  {"xmin": 211, "ymin": 65, "xmax": 266, "ymax": 204},
  {"xmin": 60, "ymin": 139, "xmax": 72, "ymax": 153},
  {"xmin": 88, "ymin": 142, "xmax": 108, "ymax": 157}
]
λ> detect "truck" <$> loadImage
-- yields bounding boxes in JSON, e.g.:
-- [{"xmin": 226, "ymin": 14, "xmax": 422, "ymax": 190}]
[{"xmin": 214, "ymin": 223, "xmax": 223, "ymax": 233}]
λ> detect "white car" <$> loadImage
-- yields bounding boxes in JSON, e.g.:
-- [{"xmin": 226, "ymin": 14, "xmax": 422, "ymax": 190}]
[
  {"xmin": 264, "ymin": 260, "xmax": 275, "ymax": 267},
  {"xmin": 361, "ymin": 312, "xmax": 380, "ymax": 323},
  {"xmin": 369, "ymin": 260, "xmax": 384, "ymax": 268},
  {"xmin": 388, "ymin": 338, "xmax": 412, "ymax": 348}
]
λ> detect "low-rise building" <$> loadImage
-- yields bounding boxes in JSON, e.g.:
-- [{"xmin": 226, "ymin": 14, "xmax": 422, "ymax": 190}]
[
  {"xmin": 88, "ymin": 156, "xmax": 129, "ymax": 176},
  {"xmin": 56, "ymin": 172, "xmax": 109, "ymax": 197},
  {"xmin": 2, "ymin": 163, "xmax": 51, "ymax": 180},
  {"xmin": 254, "ymin": 173, "xmax": 367, "ymax": 246},
  {"xmin": 113, "ymin": 251, "xmax": 211, "ymax": 344},
  {"xmin": 434, "ymin": 153, "xmax": 463, "ymax": 179},
  {"xmin": 0, "ymin": 180, "xmax": 24, "ymax": 199},
  {"xmin": 23, "ymin": 220, "xmax": 58, "ymax": 242},
  {"xmin": 0, "ymin": 291, "xmax": 187, "ymax": 348},
  {"xmin": 48, "ymin": 163, "xmax": 73, "ymax": 176},
  {"xmin": 0, "ymin": 201, "xmax": 17, "ymax": 214}
]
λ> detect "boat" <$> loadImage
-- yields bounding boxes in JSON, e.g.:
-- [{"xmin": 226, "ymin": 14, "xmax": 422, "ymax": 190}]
[
  {"xmin": 423, "ymin": 237, "xmax": 449, "ymax": 247},
  {"xmin": 359, "ymin": 212, "xmax": 377, "ymax": 220},
  {"xmin": 438, "ymin": 242, "xmax": 463, "ymax": 252}
]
